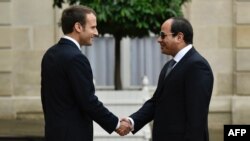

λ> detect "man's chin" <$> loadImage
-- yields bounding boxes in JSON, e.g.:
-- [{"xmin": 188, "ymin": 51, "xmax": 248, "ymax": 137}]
[
  {"xmin": 161, "ymin": 51, "xmax": 169, "ymax": 55},
  {"xmin": 83, "ymin": 43, "xmax": 92, "ymax": 46},
  {"xmin": 160, "ymin": 49, "xmax": 166, "ymax": 54},
  {"xmin": 87, "ymin": 41, "xmax": 93, "ymax": 46}
]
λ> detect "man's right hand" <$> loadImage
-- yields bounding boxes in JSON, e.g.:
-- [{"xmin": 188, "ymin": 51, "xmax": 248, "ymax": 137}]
[{"xmin": 115, "ymin": 118, "xmax": 132, "ymax": 136}]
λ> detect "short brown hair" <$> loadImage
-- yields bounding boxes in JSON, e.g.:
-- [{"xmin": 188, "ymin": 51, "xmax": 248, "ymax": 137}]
[{"xmin": 60, "ymin": 5, "xmax": 96, "ymax": 34}]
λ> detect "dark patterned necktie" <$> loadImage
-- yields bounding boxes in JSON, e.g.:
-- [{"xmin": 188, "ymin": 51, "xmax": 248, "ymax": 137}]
[{"xmin": 165, "ymin": 59, "xmax": 176, "ymax": 78}]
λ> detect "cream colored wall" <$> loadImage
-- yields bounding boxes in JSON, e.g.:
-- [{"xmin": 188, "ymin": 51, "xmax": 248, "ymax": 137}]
[
  {"xmin": 183, "ymin": 0, "xmax": 250, "ymax": 141},
  {"xmin": 0, "ymin": 0, "xmax": 250, "ymax": 140},
  {"xmin": 234, "ymin": 0, "xmax": 250, "ymax": 124},
  {"xmin": 184, "ymin": 0, "xmax": 234, "ymax": 97},
  {"xmin": 0, "ymin": 0, "xmax": 54, "ymax": 120},
  {"xmin": 182, "ymin": 1, "xmax": 234, "ymax": 140}
]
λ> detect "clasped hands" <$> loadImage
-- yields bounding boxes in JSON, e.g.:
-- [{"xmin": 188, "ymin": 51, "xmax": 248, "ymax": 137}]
[{"xmin": 115, "ymin": 118, "xmax": 132, "ymax": 136}]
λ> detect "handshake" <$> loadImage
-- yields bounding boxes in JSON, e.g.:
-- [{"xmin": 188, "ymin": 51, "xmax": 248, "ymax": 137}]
[{"xmin": 115, "ymin": 117, "xmax": 133, "ymax": 136}]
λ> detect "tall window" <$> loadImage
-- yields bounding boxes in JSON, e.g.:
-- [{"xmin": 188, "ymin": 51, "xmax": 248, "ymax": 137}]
[
  {"xmin": 82, "ymin": 37, "xmax": 170, "ymax": 88},
  {"xmin": 81, "ymin": 37, "xmax": 114, "ymax": 86},
  {"xmin": 130, "ymin": 37, "xmax": 170, "ymax": 86}
]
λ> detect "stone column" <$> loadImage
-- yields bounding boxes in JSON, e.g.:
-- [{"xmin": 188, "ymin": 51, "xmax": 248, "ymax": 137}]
[
  {"xmin": 0, "ymin": 0, "xmax": 15, "ymax": 119},
  {"xmin": 233, "ymin": 0, "xmax": 250, "ymax": 124}
]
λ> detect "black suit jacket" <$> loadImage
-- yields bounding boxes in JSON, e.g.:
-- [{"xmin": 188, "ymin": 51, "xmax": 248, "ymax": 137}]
[
  {"xmin": 41, "ymin": 38, "xmax": 118, "ymax": 141},
  {"xmin": 130, "ymin": 48, "xmax": 214, "ymax": 141}
]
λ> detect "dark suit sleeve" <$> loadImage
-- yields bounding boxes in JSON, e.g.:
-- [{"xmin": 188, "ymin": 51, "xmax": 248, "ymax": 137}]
[
  {"xmin": 129, "ymin": 64, "xmax": 168, "ymax": 134},
  {"xmin": 184, "ymin": 60, "xmax": 213, "ymax": 141},
  {"xmin": 66, "ymin": 54, "xmax": 118, "ymax": 134},
  {"xmin": 130, "ymin": 95, "xmax": 155, "ymax": 134}
]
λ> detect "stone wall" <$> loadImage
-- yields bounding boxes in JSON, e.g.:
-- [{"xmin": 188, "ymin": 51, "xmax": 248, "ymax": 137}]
[
  {"xmin": 234, "ymin": 0, "xmax": 250, "ymax": 124},
  {"xmin": 0, "ymin": 0, "xmax": 54, "ymax": 132},
  {"xmin": 182, "ymin": 0, "xmax": 250, "ymax": 140},
  {"xmin": 0, "ymin": 0, "xmax": 250, "ymax": 141},
  {"xmin": 182, "ymin": 0, "xmax": 234, "ymax": 140}
]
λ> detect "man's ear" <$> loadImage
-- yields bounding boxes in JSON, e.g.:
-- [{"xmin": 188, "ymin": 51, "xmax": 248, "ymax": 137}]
[
  {"xmin": 74, "ymin": 22, "xmax": 83, "ymax": 33},
  {"xmin": 176, "ymin": 32, "xmax": 184, "ymax": 42}
]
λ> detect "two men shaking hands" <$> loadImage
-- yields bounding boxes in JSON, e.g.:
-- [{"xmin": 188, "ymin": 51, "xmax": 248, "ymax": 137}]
[
  {"xmin": 115, "ymin": 118, "xmax": 133, "ymax": 136},
  {"xmin": 41, "ymin": 5, "xmax": 214, "ymax": 141}
]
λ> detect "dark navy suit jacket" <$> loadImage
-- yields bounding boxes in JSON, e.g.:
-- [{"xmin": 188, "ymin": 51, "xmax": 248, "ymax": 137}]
[
  {"xmin": 41, "ymin": 38, "xmax": 118, "ymax": 141},
  {"xmin": 130, "ymin": 48, "xmax": 214, "ymax": 141}
]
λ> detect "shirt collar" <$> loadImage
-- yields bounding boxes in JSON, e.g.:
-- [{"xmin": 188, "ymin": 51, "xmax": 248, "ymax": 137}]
[
  {"xmin": 173, "ymin": 44, "xmax": 192, "ymax": 63},
  {"xmin": 62, "ymin": 35, "xmax": 81, "ymax": 50}
]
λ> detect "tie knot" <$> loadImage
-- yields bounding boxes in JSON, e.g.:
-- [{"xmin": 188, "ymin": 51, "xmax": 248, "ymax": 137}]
[
  {"xmin": 168, "ymin": 59, "xmax": 176, "ymax": 68},
  {"xmin": 164, "ymin": 59, "xmax": 176, "ymax": 78}
]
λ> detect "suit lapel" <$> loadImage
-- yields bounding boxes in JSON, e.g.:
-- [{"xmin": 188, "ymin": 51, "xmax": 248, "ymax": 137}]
[
  {"xmin": 165, "ymin": 47, "xmax": 196, "ymax": 80},
  {"xmin": 156, "ymin": 47, "xmax": 197, "ymax": 96},
  {"xmin": 158, "ymin": 63, "xmax": 168, "ymax": 87}
]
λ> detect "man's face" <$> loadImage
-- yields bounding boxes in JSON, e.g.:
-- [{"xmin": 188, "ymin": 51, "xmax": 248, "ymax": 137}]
[
  {"xmin": 157, "ymin": 19, "xmax": 178, "ymax": 56},
  {"xmin": 79, "ymin": 13, "xmax": 98, "ymax": 46}
]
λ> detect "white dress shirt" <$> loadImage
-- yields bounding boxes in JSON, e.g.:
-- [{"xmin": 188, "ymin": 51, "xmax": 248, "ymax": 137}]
[
  {"xmin": 62, "ymin": 35, "xmax": 81, "ymax": 51},
  {"xmin": 172, "ymin": 44, "xmax": 192, "ymax": 67}
]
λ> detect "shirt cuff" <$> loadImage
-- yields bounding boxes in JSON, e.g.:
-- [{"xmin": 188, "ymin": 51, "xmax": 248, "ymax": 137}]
[
  {"xmin": 115, "ymin": 119, "xmax": 120, "ymax": 130},
  {"xmin": 128, "ymin": 117, "xmax": 135, "ymax": 131}
]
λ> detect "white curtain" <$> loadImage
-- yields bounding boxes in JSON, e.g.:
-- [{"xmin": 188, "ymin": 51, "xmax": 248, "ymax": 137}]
[
  {"xmin": 81, "ymin": 37, "xmax": 114, "ymax": 86},
  {"xmin": 82, "ymin": 37, "xmax": 170, "ymax": 87},
  {"xmin": 130, "ymin": 37, "xmax": 170, "ymax": 86}
]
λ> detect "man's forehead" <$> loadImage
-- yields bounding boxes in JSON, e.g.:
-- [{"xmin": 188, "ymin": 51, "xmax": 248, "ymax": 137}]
[
  {"xmin": 86, "ymin": 13, "xmax": 97, "ymax": 25},
  {"xmin": 86, "ymin": 13, "xmax": 96, "ymax": 20},
  {"xmin": 161, "ymin": 19, "xmax": 173, "ymax": 30}
]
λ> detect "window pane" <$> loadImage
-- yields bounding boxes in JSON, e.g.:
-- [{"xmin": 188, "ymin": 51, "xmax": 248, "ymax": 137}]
[
  {"xmin": 130, "ymin": 37, "xmax": 170, "ymax": 86},
  {"xmin": 81, "ymin": 36, "xmax": 170, "ymax": 87},
  {"xmin": 81, "ymin": 37, "xmax": 114, "ymax": 86}
]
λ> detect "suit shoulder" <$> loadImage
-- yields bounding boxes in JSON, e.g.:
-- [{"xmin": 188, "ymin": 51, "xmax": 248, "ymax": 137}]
[
  {"xmin": 42, "ymin": 43, "xmax": 89, "ymax": 68},
  {"xmin": 189, "ymin": 51, "xmax": 210, "ymax": 64},
  {"xmin": 184, "ymin": 51, "xmax": 213, "ymax": 72}
]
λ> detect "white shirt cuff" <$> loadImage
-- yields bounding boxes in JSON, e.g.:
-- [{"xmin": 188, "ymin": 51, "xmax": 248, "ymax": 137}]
[
  {"xmin": 128, "ymin": 117, "xmax": 135, "ymax": 131},
  {"xmin": 115, "ymin": 119, "xmax": 120, "ymax": 130}
]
